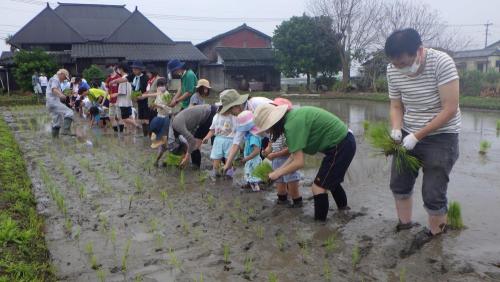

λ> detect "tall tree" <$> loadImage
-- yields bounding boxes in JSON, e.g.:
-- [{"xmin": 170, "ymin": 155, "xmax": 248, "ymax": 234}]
[
  {"xmin": 13, "ymin": 49, "xmax": 57, "ymax": 91},
  {"xmin": 308, "ymin": 0, "xmax": 384, "ymax": 88},
  {"xmin": 273, "ymin": 14, "xmax": 341, "ymax": 90}
]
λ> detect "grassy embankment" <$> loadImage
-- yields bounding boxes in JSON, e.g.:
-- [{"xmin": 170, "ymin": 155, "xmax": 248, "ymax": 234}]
[{"xmin": 0, "ymin": 118, "xmax": 55, "ymax": 281}]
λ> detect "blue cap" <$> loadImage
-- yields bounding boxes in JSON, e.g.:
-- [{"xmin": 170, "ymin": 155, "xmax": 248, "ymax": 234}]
[{"xmin": 167, "ymin": 59, "xmax": 185, "ymax": 73}]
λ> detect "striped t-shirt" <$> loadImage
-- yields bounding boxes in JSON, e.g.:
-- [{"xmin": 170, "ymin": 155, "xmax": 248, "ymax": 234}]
[{"xmin": 387, "ymin": 48, "xmax": 461, "ymax": 134}]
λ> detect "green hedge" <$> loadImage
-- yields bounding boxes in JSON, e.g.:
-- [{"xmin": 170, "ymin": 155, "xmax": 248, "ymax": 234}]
[
  {"xmin": 460, "ymin": 70, "xmax": 500, "ymax": 97},
  {"xmin": 0, "ymin": 95, "xmax": 44, "ymax": 107},
  {"xmin": 0, "ymin": 118, "xmax": 55, "ymax": 281}
]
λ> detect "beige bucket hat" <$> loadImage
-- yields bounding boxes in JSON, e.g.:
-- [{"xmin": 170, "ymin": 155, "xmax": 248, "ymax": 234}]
[
  {"xmin": 196, "ymin": 79, "xmax": 211, "ymax": 89},
  {"xmin": 254, "ymin": 104, "xmax": 288, "ymax": 134},
  {"xmin": 219, "ymin": 89, "xmax": 249, "ymax": 114},
  {"xmin": 57, "ymin": 69, "xmax": 70, "ymax": 80}
]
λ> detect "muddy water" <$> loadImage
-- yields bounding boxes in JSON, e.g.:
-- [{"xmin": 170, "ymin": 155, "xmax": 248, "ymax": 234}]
[{"xmin": 2, "ymin": 100, "xmax": 500, "ymax": 282}]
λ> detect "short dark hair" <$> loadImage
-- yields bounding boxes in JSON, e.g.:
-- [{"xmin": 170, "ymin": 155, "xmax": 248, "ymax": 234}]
[
  {"xmin": 117, "ymin": 63, "xmax": 129, "ymax": 74},
  {"xmin": 384, "ymin": 28, "xmax": 422, "ymax": 58},
  {"xmin": 157, "ymin": 77, "xmax": 167, "ymax": 86}
]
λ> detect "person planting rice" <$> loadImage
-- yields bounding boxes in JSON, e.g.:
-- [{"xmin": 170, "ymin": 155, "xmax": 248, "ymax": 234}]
[
  {"xmin": 190, "ymin": 79, "xmax": 211, "ymax": 106},
  {"xmin": 236, "ymin": 110, "xmax": 263, "ymax": 192},
  {"xmin": 254, "ymin": 104, "xmax": 356, "ymax": 221},
  {"xmin": 202, "ymin": 102, "xmax": 237, "ymax": 178},
  {"xmin": 171, "ymin": 104, "xmax": 218, "ymax": 168},
  {"xmin": 105, "ymin": 65, "xmax": 124, "ymax": 133},
  {"xmin": 167, "ymin": 59, "xmax": 198, "ymax": 111},
  {"xmin": 110, "ymin": 63, "xmax": 139, "ymax": 133},
  {"xmin": 217, "ymin": 89, "xmax": 273, "ymax": 174},
  {"xmin": 46, "ymin": 69, "xmax": 75, "ymax": 138},
  {"xmin": 384, "ymin": 28, "xmax": 460, "ymax": 251},
  {"xmin": 263, "ymin": 98, "xmax": 302, "ymax": 208}
]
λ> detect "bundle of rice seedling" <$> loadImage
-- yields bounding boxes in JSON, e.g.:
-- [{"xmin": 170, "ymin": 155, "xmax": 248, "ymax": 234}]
[
  {"xmin": 131, "ymin": 91, "xmax": 142, "ymax": 100},
  {"xmin": 479, "ymin": 140, "xmax": 491, "ymax": 155},
  {"xmin": 447, "ymin": 201, "xmax": 464, "ymax": 229},
  {"xmin": 162, "ymin": 93, "xmax": 173, "ymax": 104},
  {"xmin": 252, "ymin": 161, "xmax": 273, "ymax": 182},
  {"xmin": 365, "ymin": 122, "xmax": 421, "ymax": 173},
  {"xmin": 164, "ymin": 153, "xmax": 183, "ymax": 167},
  {"xmin": 63, "ymin": 89, "xmax": 72, "ymax": 96}
]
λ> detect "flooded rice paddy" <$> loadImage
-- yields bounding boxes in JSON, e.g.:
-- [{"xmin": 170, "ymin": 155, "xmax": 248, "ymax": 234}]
[{"xmin": 2, "ymin": 99, "xmax": 500, "ymax": 281}]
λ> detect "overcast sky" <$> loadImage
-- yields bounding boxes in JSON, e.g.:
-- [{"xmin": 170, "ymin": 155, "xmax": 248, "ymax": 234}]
[{"xmin": 0, "ymin": 0, "xmax": 499, "ymax": 52}]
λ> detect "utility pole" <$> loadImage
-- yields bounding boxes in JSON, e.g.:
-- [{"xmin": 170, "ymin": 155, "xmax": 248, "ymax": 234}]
[{"xmin": 484, "ymin": 21, "xmax": 493, "ymax": 48}]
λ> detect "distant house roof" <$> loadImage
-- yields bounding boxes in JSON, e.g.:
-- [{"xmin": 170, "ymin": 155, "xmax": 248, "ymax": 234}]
[
  {"xmin": 453, "ymin": 48, "xmax": 499, "ymax": 59},
  {"xmin": 72, "ymin": 43, "xmax": 207, "ymax": 61},
  {"xmin": 486, "ymin": 40, "xmax": 500, "ymax": 50},
  {"xmin": 196, "ymin": 24, "xmax": 271, "ymax": 49},
  {"xmin": 216, "ymin": 47, "xmax": 275, "ymax": 67},
  {"xmin": 10, "ymin": 3, "xmax": 172, "ymax": 45}
]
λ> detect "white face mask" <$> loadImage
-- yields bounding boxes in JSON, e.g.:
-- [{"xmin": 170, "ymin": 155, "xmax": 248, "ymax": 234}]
[
  {"xmin": 157, "ymin": 86, "xmax": 166, "ymax": 93},
  {"xmin": 397, "ymin": 52, "xmax": 421, "ymax": 76}
]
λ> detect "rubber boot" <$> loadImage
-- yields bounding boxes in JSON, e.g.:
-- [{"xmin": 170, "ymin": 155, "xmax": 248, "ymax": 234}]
[
  {"xmin": 51, "ymin": 127, "xmax": 60, "ymax": 138},
  {"xmin": 313, "ymin": 193, "xmax": 329, "ymax": 221},
  {"xmin": 142, "ymin": 124, "xmax": 149, "ymax": 137},
  {"xmin": 61, "ymin": 118, "xmax": 75, "ymax": 136}
]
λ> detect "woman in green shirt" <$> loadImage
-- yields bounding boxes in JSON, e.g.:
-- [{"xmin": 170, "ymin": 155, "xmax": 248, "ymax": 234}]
[{"xmin": 254, "ymin": 104, "xmax": 356, "ymax": 221}]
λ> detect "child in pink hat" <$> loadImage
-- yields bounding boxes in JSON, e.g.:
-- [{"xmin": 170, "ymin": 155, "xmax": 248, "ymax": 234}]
[{"xmin": 236, "ymin": 110, "xmax": 263, "ymax": 192}]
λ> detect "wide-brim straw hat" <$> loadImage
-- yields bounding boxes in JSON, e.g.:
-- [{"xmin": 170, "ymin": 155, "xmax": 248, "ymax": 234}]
[
  {"xmin": 219, "ymin": 89, "xmax": 248, "ymax": 114},
  {"xmin": 254, "ymin": 104, "xmax": 288, "ymax": 135},
  {"xmin": 57, "ymin": 69, "xmax": 70, "ymax": 80},
  {"xmin": 196, "ymin": 79, "xmax": 211, "ymax": 89}
]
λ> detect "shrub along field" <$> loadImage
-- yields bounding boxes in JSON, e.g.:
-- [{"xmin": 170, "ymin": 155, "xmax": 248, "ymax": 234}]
[{"xmin": 0, "ymin": 117, "xmax": 54, "ymax": 281}]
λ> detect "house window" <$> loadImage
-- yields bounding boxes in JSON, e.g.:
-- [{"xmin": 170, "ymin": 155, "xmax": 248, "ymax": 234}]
[
  {"xmin": 496, "ymin": 60, "xmax": 500, "ymax": 72},
  {"xmin": 477, "ymin": 62, "xmax": 485, "ymax": 72}
]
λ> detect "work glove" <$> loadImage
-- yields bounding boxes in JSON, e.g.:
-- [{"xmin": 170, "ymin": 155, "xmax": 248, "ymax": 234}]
[
  {"xmin": 390, "ymin": 129, "xmax": 402, "ymax": 142},
  {"xmin": 402, "ymin": 133, "xmax": 419, "ymax": 151}
]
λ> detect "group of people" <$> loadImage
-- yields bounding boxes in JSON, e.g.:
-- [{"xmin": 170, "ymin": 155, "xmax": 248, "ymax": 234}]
[
  {"xmin": 32, "ymin": 72, "xmax": 48, "ymax": 96},
  {"xmin": 44, "ymin": 28, "xmax": 461, "ymax": 249}
]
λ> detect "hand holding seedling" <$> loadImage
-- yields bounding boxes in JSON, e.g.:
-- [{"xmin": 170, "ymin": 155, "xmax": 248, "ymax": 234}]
[
  {"xmin": 390, "ymin": 129, "xmax": 402, "ymax": 142},
  {"xmin": 402, "ymin": 133, "xmax": 419, "ymax": 150}
]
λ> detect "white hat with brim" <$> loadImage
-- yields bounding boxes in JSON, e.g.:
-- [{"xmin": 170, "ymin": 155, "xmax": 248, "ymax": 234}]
[
  {"xmin": 254, "ymin": 104, "xmax": 288, "ymax": 135},
  {"xmin": 219, "ymin": 89, "xmax": 249, "ymax": 114},
  {"xmin": 57, "ymin": 69, "xmax": 70, "ymax": 80}
]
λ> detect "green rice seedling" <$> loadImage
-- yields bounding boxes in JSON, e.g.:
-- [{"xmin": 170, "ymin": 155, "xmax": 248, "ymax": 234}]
[
  {"xmin": 362, "ymin": 120, "xmax": 370, "ymax": 132},
  {"xmin": 96, "ymin": 268, "xmax": 106, "ymax": 282},
  {"xmin": 121, "ymin": 239, "xmax": 132, "ymax": 272},
  {"xmin": 234, "ymin": 198, "xmax": 241, "ymax": 210},
  {"xmin": 252, "ymin": 162, "xmax": 273, "ymax": 182},
  {"xmin": 64, "ymin": 218, "xmax": 72, "ymax": 234},
  {"xmin": 180, "ymin": 216, "xmax": 190, "ymax": 235},
  {"xmin": 323, "ymin": 234, "xmax": 337, "ymax": 254},
  {"xmin": 229, "ymin": 211, "xmax": 239, "ymax": 222},
  {"xmin": 248, "ymin": 207, "xmax": 255, "ymax": 218},
  {"xmin": 223, "ymin": 244, "xmax": 230, "ymax": 264},
  {"xmin": 448, "ymin": 201, "xmax": 464, "ymax": 229},
  {"xmin": 167, "ymin": 199, "xmax": 174, "ymax": 213},
  {"xmin": 496, "ymin": 120, "xmax": 500, "ymax": 131},
  {"xmin": 90, "ymin": 254, "xmax": 99, "ymax": 270},
  {"xmin": 179, "ymin": 170, "xmax": 185, "ymax": 190},
  {"xmin": 207, "ymin": 194, "xmax": 216, "ymax": 209},
  {"xmin": 74, "ymin": 226, "xmax": 81, "ymax": 241},
  {"xmin": 131, "ymin": 90, "xmax": 142, "ymax": 100},
  {"xmin": 400, "ymin": 267, "xmax": 406, "ymax": 282},
  {"xmin": 109, "ymin": 227, "xmax": 117, "ymax": 246},
  {"xmin": 268, "ymin": 272, "xmax": 278, "ymax": 282},
  {"xmin": 85, "ymin": 241, "xmax": 94, "ymax": 256},
  {"xmin": 128, "ymin": 194, "xmax": 134, "ymax": 211},
  {"xmin": 160, "ymin": 190, "xmax": 168, "ymax": 207},
  {"xmin": 98, "ymin": 213, "xmax": 108, "ymax": 233},
  {"xmin": 352, "ymin": 244, "xmax": 361, "ymax": 269},
  {"xmin": 168, "ymin": 248, "xmax": 182, "ymax": 269},
  {"xmin": 155, "ymin": 233, "xmax": 164, "ymax": 250},
  {"xmin": 134, "ymin": 274, "xmax": 144, "ymax": 282},
  {"xmin": 198, "ymin": 171, "xmax": 208, "ymax": 185},
  {"xmin": 323, "ymin": 261, "xmax": 332, "ymax": 281},
  {"xmin": 78, "ymin": 184, "xmax": 87, "ymax": 199},
  {"xmin": 244, "ymin": 256, "xmax": 253, "ymax": 275},
  {"xmin": 193, "ymin": 273, "xmax": 204, "ymax": 282},
  {"xmin": 134, "ymin": 176, "xmax": 144, "ymax": 194},
  {"xmin": 276, "ymin": 233, "xmax": 286, "ymax": 251},
  {"xmin": 479, "ymin": 140, "xmax": 491, "ymax": 155},
  {"xmin": 240, "ymin": 213, "xmax": 249, "ymax": 225},
  {"xmin": 255, "ymin": 225, "xmax": 264, "ymax": 239},
  {"xmin": 366, "ymin": 122, "xmax": 421, "ymax": 173},
  {"xmin": 165, "ymin": 153, "xmax": 183, "ymax": 167},
  {"xmin": 149, "ymin": 217, "xmax": 159, "ymax": 233}
]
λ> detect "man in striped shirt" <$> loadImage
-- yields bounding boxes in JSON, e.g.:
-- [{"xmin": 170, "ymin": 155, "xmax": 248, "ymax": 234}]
[{"xmin": 385, "ymin": 28, "xmax": 460, "ymax": 252}]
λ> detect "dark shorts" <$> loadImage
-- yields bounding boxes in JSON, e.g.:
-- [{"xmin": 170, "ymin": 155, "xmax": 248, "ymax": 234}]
[
  {"xmin": 314, "ymin": 132, "xmax": 356, "ymax": 191},
  {"xmin": 390, "ymin": 132, "xmax": 459, "ymax": 215},
  {"xmin": 193, "ymin": 105, "xmax": 218, "ymax": 139},
  {"xmin": 120, "ymin": 106, "xmax": 132, "ymax": 119},
  {"xmin": 137, "ymin": 99, "xmax": 150, "ymax": 120}
]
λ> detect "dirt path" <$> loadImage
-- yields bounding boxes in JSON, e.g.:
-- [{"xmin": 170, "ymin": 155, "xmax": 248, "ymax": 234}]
[{"xmin": 2, "ymin": 104, "xmax": 500, "ymax": 282}]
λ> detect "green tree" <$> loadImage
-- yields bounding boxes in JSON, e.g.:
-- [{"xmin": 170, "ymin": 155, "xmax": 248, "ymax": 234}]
[
  {"xmin": 13, "ymin": 49, "xmax": 57, "ymax": 91},
  {"xmin": 273, "ymin": 14, "xmax": 341, "ymax": 90},
  {"xmin": 82, "ymin": 64, "xmax": 105, "ymax": 85}
]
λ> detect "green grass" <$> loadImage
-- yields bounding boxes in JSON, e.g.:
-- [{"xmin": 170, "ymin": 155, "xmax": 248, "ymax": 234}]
[
  {"xmin": 0, "ymin": 94, "xmax": 45, "ymax": 106},
  {"xmin": 448, "ymin": 201, "xmax": 464, "ymax": 230},
  {"xmin": 0, "ymin": 117, "xmax": 55, "ymax": 281},
  {"xmin": 252, "ymin": 162, "xmax": 273, "ymax": 182},
  {"xmin": 366, "ymin": 122, "xmax": 421, "ymax": 173},
  {"xmin": 479, "ymin": 140, "xmax": 491, "ymax": 155}
]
